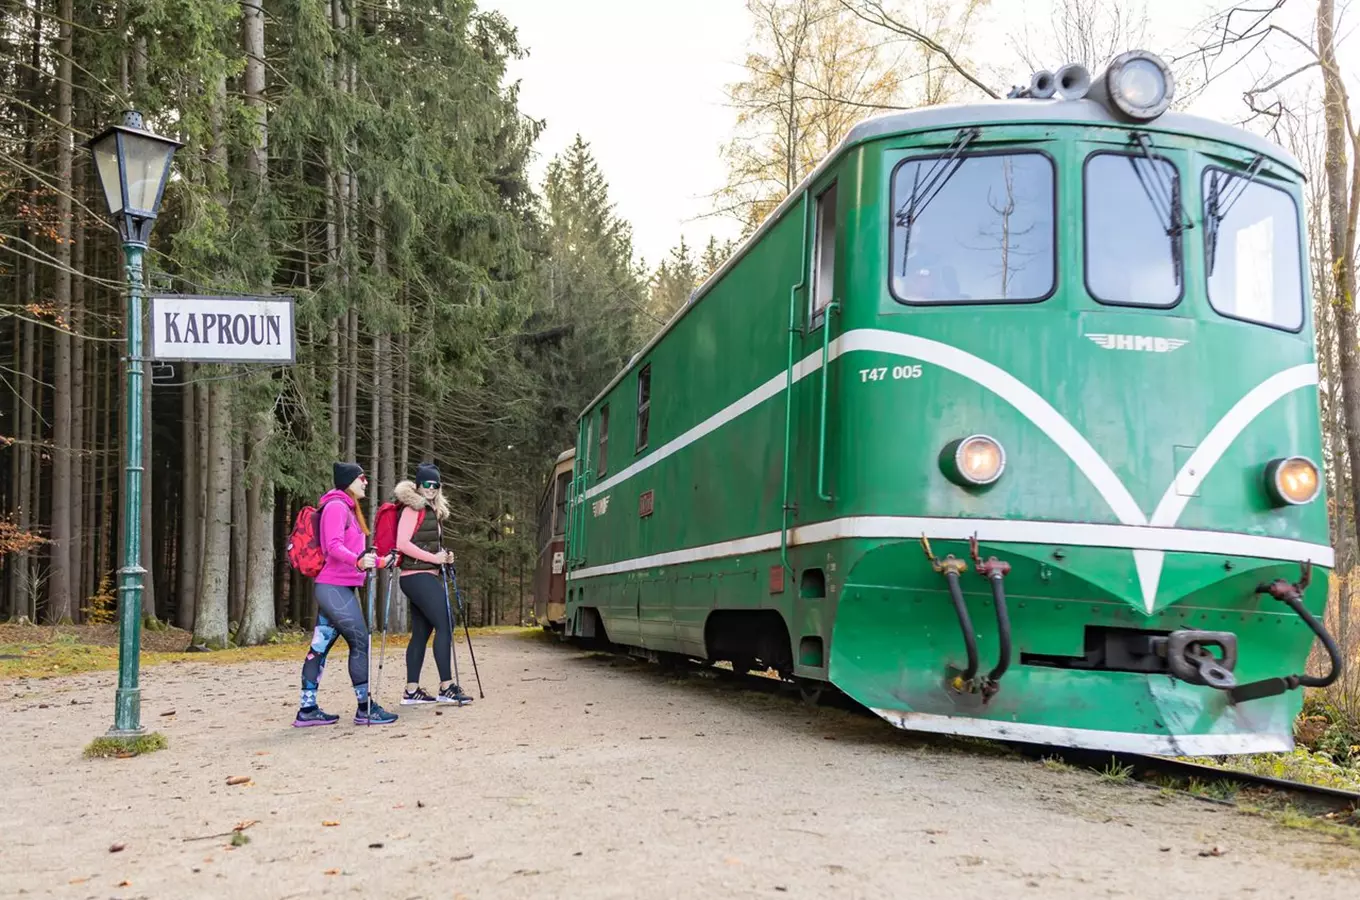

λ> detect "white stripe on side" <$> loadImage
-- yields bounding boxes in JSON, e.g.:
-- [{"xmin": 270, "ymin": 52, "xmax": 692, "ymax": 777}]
[
  {"xmin": 869, "ymin": 709, "xmax": 1293, "ymax": 756},
  {"xmin": 565, "ymin": 515, "xmax": 1333, "ymax": 581},
  {"xmin": 569, "ymin": 328, "xmax": 1327, "ymax": 612}
]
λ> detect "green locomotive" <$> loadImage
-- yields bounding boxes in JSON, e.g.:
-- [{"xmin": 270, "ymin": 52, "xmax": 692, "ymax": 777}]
[{"xmin": 558, "ymin": 51, "xmax": 1341, "ymax": 755}]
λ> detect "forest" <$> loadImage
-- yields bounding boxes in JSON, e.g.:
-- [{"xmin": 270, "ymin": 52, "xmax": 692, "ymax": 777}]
[{"xmin": 0, "ymin": 0, "xmax": 1356, "ymax": 712}]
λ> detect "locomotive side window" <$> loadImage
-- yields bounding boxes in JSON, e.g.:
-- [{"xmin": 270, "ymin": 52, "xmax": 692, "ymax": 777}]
[
  {"xmin": 889, "ymin": 151, "xmax": 1055, "ymax": 304},
  {"xmin": 598, "ymin": 404, "xmax": 609, "ymax": 476},
  {"xmin": 1084, "ymin": 152, "xmax": 1182, "ymax": 307},
  {"xmin": 636, "ymin": 364, "xmax": 651, "ymax": 452},
  {"xmin": 811, "ymin": 182, "xmax": 838, "ymax": 327},
  {"xmin": 1203, "ymin": 167, "xmax": 1304, "ymax": 331}
]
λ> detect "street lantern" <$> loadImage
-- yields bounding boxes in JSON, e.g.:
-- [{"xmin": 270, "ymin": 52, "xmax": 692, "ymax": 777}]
[
  {"xmin": 88, "ymin": 110, "xmax": 182, "ymax": 246},
  {"xmin": 86, "ymin": 110, "xmax": 182, "ymax": 738}
]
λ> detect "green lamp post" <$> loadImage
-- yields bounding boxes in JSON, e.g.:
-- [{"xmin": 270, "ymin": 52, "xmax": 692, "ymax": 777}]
[{"xmin": 86, "ymin": 110, "xmax": 182, "ymax": 736}]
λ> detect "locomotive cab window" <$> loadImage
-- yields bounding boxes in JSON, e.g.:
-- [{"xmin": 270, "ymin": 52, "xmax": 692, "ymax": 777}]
[
  {"xmin": 811, "ymin": 182, "xmax": 838, "ymax": 327},
  {"xmin": 1085, "ymin": 152, "xmax": 1182, "ymax": 307},
  {"xmin": 597, "ymin": 404, "xmax": 609, "ymax": 476},
  {"xmin": 635, "ymin": 364, "xmax": 651, "ymax": 453},
  {"xmin": 1203, "ymin": 167, "xmax": 1303, "ymax": 331},
  {"xmin": 890, "ymin": 151, "xmax": 1055, "ymax": 304}
]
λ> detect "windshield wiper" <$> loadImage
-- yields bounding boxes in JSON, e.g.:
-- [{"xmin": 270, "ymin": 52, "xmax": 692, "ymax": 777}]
[
  {"xmin": 1128, "ymin": 131, "xmax": 1193, "ymax": 286},
  {"xmin": 896, "ymin": 127, "xmax": 981, "ymax": 276},
  {"xmin": 1205, "ymin": 153, "xmax": 1266, "ymax": 275}
]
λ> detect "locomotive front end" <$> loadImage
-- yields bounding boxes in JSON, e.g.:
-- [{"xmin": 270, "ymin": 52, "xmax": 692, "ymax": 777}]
[{"xmin": 824, "ymin": 53, "xmax": 1338, "ymax": 754}]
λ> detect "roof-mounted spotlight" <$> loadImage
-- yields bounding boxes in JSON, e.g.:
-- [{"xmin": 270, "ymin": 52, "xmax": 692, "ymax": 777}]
[{"xmin": 1088, "ymin": 50, "xmax": 1175, "ymax": 121}]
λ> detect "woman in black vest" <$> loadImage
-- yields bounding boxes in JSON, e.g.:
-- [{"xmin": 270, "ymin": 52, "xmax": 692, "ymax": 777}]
[{"xmin": 393, "ymin": 463, "xmax": 473, "ymax": 705}]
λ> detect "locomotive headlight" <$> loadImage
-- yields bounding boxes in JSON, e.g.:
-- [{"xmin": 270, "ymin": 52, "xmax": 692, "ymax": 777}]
[
  {"xmin": 941, "ymin": 435, "xmax": 1006, "ymax": 488},
  {"xmin": 1092, "ymin": 50, "xmax": 1174, "ymax": 121},
  {"xmin": 1264, "ymin": 456, "xmax": 1320, "ymax": 506}
]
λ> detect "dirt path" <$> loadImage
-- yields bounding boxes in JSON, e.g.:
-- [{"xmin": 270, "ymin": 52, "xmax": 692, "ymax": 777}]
[{"xmin": 1, "ymin": 631, "xmax": 1354, "ymax": 899}]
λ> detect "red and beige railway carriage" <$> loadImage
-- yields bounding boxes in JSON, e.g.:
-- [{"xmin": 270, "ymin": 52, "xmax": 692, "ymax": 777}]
[{"xmin": 533, "ymin": 449, "xmax": 575, "ymax": 630}]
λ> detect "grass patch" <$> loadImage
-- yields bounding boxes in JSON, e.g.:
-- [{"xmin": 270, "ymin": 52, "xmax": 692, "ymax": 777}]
[
  {"xmin": 1041, "ymin": 756, "xmax": 1077, "ymax": 774},
  {"xmin": 1182, "ymin": 749, "xmax": 1360, "ymax": 793},
  {"xmin": 83, "ymin": 731, "xmax": 168, "ymax": 758},
  {"xmin": 1100, "ymin": 759, "xmax": 1135, "ymax": 783}
]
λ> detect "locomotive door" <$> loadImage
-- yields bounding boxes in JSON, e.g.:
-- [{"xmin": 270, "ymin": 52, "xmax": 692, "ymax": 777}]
[{"xmin": 793, "ymin": 179, "xmax": 842, "ymax": 531}]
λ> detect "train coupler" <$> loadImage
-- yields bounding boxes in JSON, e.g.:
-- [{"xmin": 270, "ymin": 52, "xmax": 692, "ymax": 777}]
[
  {"xmin": 1228, "ymin": 561, "xmax": 1342, "ymax": 704},
  {"xmin": 1151, "ymin": 630, "xmax": 1238, "ymax": 690}
]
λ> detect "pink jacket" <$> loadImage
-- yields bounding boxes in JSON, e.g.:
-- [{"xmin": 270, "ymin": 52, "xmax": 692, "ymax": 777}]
[{"xmin": 316, "ymin": 489, "xmax": 367, "ymax": 587}]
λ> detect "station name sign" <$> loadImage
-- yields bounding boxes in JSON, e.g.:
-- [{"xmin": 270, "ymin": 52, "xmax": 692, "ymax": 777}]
[{"xmin": 150, "ymin": 295, "xmax": 296, "ymax": 364}]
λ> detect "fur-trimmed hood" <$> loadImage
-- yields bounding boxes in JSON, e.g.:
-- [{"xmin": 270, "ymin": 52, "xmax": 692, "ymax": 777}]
[{"xmin": 393, "ymin": 480, "xmax": 450, "ymax": 521}]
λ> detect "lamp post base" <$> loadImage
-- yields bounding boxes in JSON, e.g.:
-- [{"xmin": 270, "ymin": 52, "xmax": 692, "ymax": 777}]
[{"xmin": 110, "ymin": 687, "xmax": 144, "ymax": 737}]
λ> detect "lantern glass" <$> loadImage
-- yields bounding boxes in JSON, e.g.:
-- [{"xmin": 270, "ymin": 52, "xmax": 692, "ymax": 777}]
[
  {"xmin": 91, "ymin": 130, "xmax": 124, "ymax": 216},
  {"xmin": 120, "ymin": 131, "xmax": 176, "ymax": 216}
]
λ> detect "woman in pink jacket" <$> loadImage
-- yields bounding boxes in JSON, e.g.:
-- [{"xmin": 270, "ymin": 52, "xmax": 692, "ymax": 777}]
[{"xmin": 293, "ymin": 462, "xmax": 399, "ymax": 727}]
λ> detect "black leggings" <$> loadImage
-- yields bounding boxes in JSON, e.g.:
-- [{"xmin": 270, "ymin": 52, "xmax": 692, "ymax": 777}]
[{"xmin": 403, "ymin": 572, "xmax": 452, "ymax": 684}]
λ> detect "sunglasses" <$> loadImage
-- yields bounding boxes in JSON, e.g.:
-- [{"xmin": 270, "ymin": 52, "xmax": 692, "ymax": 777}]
[{"xmin": 419, "ymin": 481, "xmax": 440, "ymax": 490}]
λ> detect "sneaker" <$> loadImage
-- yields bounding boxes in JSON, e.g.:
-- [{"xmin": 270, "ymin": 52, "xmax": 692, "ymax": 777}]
[
  {"xmin": 354, "ymin": 700, "xmax": 399, "ymax": 726},
  {"xmin": 293, "ymin": 706, "xmax": 339, "ymax": 728},
  {"xmin": 438, "ymin": 684, "xmax": 474, "ymax": 706},
  {"xmin": 401, "ymin": 687, "xmax": 437, "ymax": 705}
]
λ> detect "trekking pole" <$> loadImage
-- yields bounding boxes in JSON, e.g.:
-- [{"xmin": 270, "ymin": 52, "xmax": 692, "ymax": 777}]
[
  {"xmin": 365, "ymin": 554, "xmax": 377, "ymax": 722},
  {"xmin": 448, "ymin": 564, "xmax": 484, "ymax": 699},
  {"xmin": 375, "ymin": 553, "xmax": 396, "ymax": 703},
  {"xmin": 436, "ymin": 561, "xmax": 463, "ymax": 694}
]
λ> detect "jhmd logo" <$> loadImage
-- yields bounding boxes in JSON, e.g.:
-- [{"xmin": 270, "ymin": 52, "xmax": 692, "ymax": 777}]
[{"xmin": 1086, "ymin": 333, "xmax": 1188, "ymax": 354}]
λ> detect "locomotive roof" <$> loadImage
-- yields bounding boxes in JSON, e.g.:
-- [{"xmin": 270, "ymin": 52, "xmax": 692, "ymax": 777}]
[{"xmin": 580, "ymin": 98, "xmax": 1303, "ymax": 418}]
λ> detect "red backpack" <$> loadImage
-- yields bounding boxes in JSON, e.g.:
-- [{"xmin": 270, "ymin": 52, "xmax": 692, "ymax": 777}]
[
  {"xmin": 374, "ymin": 501, "xmax": 424, "ymax": 565},
  {"xmin": 286, "ymin": 498, "xmax": 344, "ymax": 578}
]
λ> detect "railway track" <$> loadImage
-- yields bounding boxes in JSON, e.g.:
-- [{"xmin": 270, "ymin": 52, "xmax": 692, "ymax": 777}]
[{"xmin": 608, "ymin": 643, "xmax": 1360, "ymax": 821}]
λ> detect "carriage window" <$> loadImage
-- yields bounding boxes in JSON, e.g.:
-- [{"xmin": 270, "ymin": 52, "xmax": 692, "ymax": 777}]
[
  {"xmin": 1085, "ymin": 152, "xmax": 1182, "ymax": 307},
  {"xmin": 597, "ymin": 405, "xmax": 609, "ymax": 476},
  {"xmin": 553, "ymin": 471, "xmax": 569, "ymax": 536},
  {"xmin": 890, "ymin": 152, "xmax": 1055, "ymax": 304},
  {"xmin": 811, "ymin": 182, "xmax": 838, "ymax": 326},
  {"xmin": 635, "ymin": 365, "xmax": 651, "ymax": 452},
  {"xmin": 1203, "ymin": 168, "xmax": 1303, "ymax": 331}
]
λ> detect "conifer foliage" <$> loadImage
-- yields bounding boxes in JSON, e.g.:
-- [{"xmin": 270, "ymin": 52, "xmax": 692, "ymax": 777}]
[{"xmin": 0, "ymin": 1, "xmax": 671, "ymax": 640}]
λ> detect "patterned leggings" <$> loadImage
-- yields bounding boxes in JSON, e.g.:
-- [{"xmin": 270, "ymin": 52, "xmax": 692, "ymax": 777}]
[{"xmin": 299, "ymin": 582, "xmax": 370, "ymax": 708}]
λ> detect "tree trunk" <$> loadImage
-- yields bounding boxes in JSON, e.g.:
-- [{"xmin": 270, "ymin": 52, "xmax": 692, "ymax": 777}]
[
  {"xmin": 48, "ymin": 0, "xmax": 74, "ymax": 623},
  {"xmin": 194, "ymin": 381, "xmax": 233, "ymax": 649},
  {"xmin": 176, "ymin": 370, "xmax": 199, "ymax": 630},
  {"xmin": 71, "ymin": 125, "xmax": 86, "ymax": 612},
  {"xmin": 235, "ymin": 0, "xmax": 277, "ymax": 646},
  {"xmin": 140, "ymin": 331, "xmax": 155, "ymax": 621},
  {"xmin": 194, "ymin": 73, "xmax": 233, "ymax": 650},
  {"xmin": 230, "ymin": 433, "xmax": 247, "ymax": 626},
  {"xmin": 1319, "ymin": 0, "xmax": 1359, "ymax": 642}
]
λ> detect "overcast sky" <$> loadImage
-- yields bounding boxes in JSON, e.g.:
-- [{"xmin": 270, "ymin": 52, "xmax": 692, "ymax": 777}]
[{"xmin": 484, "ymin": 0, "xmax": 1336, "ymax": 266}]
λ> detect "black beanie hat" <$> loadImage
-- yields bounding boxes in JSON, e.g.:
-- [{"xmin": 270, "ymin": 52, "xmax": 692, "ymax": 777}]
[
  {"xmin": 415, "ymin": 462, "xmax": 441, "ymax": 486},
  {"xmin": 333, "ymin": 461, "xmax": 363, "ymax": 490}
]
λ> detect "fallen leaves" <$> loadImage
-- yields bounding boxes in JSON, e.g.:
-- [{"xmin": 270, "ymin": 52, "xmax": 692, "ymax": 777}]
[
  {"xmin": 322, "ymin": 820, "xmax": 340, "ymax": 827},
  {"xmin": 109, "ymin": 842, "xmax": 125, "ymax": 853},
  {"xmin": 1199, "ymin": 847, "xmax": 1228, "ymax": 858},
  {"xmin": 324, "ymin": 868, "xmax": 340, "ymax": 876},
  {"xmin": 225, "ymin": 775, "xmax": 251, "ymax": 786}
]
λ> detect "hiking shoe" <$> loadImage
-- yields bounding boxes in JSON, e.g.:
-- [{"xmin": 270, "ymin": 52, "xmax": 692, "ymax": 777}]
[
  {"xmin": 293, "ymin": 706, "xmax": 339, "ymax": 727},
  {"xmin": 438, "ymin": 684, "xmax": 473, "ymax": 706},
  {"xmin": 355, "ymin": 700, "xmax": 398, "ymax": 726},
  {"xmin": 401, "ymin": 686, "xmax": 437, "ymax": 705}
]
